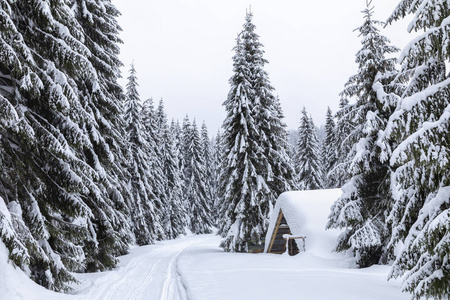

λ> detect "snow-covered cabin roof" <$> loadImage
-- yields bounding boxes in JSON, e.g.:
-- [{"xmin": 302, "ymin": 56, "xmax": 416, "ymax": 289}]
[{"xmin": 264, "ymin": 189, "xmax": 342, "ymax": 256}]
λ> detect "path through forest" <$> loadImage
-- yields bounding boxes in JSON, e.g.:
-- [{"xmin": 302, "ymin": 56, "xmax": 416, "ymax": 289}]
[
  {"xmin": 1, "ymin": 206, "xmax": 411, "ymax": 300},
  {"xmin": 73, "ymin": 235, "xmax": 213, "ymax": 300}
]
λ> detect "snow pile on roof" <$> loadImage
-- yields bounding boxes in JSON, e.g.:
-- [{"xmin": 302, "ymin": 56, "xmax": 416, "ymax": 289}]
[{"xmin": 264, "ymin": 188, "xmax": 343, "ymax": 258}]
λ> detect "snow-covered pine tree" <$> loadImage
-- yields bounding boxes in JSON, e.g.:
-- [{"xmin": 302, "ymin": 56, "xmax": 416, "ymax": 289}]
[
  {"xmin": 200, "ymin": 122, "xmax": 215, "ymax": 222},
  {"xmin": 218, "ymin": 12, "xmax": 295, "ymax": 252},
  {"xmin": 328, "ymin": 98, "xmax": 354, "ymax": 187},
  {"xmin": 245, "ymin": 21, "xmax": 296, "ymax": 196},
  {"xmin": 71, "ymin": 0, "xmax": 137, "ymax": 270},
  {"xmin": 139, "ymin": 97, "xmax": 166, "ymax": 241},
  {"xmin": 211, "ymin": 130, "xmax": 223, "ymax": 223},
  {"xmin": 155, "ymin": 99, "xmax": 187, "ymax": 239},
  {"xmin": 72, "ymin": 0, "xmax": 123, "ymax": 104},
  {"xmin": 0, "ymin": 66, "xmax": 56, "ymax": 289},
  {"xmin": 183, "ymin": 119, "xmax": 213, "ymax": 234},
  {"xmin": 326, "ymin": 2, "xmax": 399, "ymax": 268},
  {"xmin": 141, "ymin": 97, "xmax": 157, "ymax": 149},
  {"xmin": 381, "ymin": 1, "xmax": 450, "ymax": 298},
  {"xmin": 124, "ymin": 64, "xmax": 164, "ymax": 245},
  {"xmin": 0, "ymin": 0, "xmax": 43, "ymax": 277},
  {"xmin": 181, "ymin": 115, "xmax": 193, "ymax": 188},
  {"xmin": 0, "ymin": 0, "xmax": 126, "ymax": 290},
  {"xmin": 218, "ymin": 21, "xmax": 261, "ymax": 252},
  {"xmin": 264, "ymin": 94, "xmax": 297, "ymax": 193},
  {"xmin": 294, "ymin": 108, "xmax": 323, "ymax": 190},
  {"xmin": 171, "ymin": 119, "xmax": 184, "ymax": 174},
  {"xmin": 322, "ymin": 107, "xmax": 337, "ymax": 188},
  {"xmin": 287, "ymin": 129, "xmax": 299, "ymax": 161}
]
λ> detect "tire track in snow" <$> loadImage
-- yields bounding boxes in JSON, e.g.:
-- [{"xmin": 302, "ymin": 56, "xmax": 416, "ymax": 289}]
[
  {"xmin": 78, "ymin": 236, "xmax": 209, "ymax": 300},
  {"xmin": 159, "ymin": 247, "xmax": 184, "ymax": 300},
  {"xmin": 82, "ymin": 247, "xmax": 165, "ymax": 300}
]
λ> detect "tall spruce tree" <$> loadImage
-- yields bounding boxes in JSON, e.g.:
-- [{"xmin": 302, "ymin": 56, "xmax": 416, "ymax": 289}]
[
  {"xmin": 183, "ymin": 119, "xmax": 212, "ymax": 234},
  {"xmin": 322, "ymin": 107, "xmax": 337, "ymax": 188},
  {"xmin": 124, "ymin": 64, "xmax": 163, "ymax": 244},
  {"xmin": 294, "ymin": 108, "xmax": 323, "ymax": 190},
  {"xmin": 71, "ymin": 0, "xmax": 136, "ymax": 271},
  {"xmin": 218, "ymin": 11, "xmax": 295, "ymax": 252},
  {"xmin": 211, "ymin": 130, "xmax": 223, "ymax": 223},
  {"xmin": 381, "ymin": 1, "xmax": 450, "ymax": 298},
  {"xmin": 326, "ymin": 2, "xmax": 400, "ymax": 268},
  {"xmin": 0, "ymin": 0, "xmax": 135, "ymax": 290},
  {"xmin": 140, "ymin": 97, "xmax": 166, "ymax": 241},
  {"xmin": 200, "ymin": 122, "xmax": 215, "ymax": 222},
  {"xmin": 328, "ymin": 98, "xmax": 354, "ymax": 187},
  {"xmin": 156, "ymin": 99, "xmax": 187, "ymax": 239},
  {"xmin": 0, "ymin": 0, "xmax": 49, "ymax": 284},
  {"xmin": 181, "ymin": 115, "xmax": 192, "ymax": 195},
  {"xmin": 170, "ymin": 119, "xmax": 185, "ymax": 197}
]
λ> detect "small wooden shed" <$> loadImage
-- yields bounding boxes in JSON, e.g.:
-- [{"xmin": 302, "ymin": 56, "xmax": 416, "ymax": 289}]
[
  {"xmin": 265, "ymin": 189, "xmax": 344, "ymax": 257},
  {"xmin": 264, "ymin": 193, "xmax": 308, "ymax": 256},
  {"xmin": 266, "ymin": 209, "xmax": 305, "ymax": 255}
]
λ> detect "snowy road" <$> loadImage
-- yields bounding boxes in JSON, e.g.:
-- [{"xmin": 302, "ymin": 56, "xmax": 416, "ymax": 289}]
[
  {"xmin": 1, "ymin": 195, "xmax": 412, "ymax": 300},
  {"xmin": 73, "ymin": 235, "xmax": 213, "ymax": 300}
]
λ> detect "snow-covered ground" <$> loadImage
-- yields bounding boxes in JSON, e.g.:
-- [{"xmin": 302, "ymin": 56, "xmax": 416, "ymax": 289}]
[{"xmin": 1, "ymin": 189, "xmax": 411, "ymax": 300}]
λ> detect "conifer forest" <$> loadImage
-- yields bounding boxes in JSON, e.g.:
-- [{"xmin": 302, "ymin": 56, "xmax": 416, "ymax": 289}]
[{"xmin": 0, "ymin": 0, "xmax": 449, "ymax": 299}]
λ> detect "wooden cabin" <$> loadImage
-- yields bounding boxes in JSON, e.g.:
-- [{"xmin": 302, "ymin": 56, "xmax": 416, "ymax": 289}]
[
  {"xmin": 264, "ymin": 189, "xmax": 344, "ymax": 257},
  {"xmin": 266, "ymin": 209, "xmax": 305, "ymax": 255},
  {"xmin": 264, "ymin": 192, "xmax": 309, "ymax": 256}
]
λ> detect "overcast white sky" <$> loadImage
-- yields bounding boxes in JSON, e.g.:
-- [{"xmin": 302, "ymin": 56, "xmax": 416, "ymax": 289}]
[{"xmin": 113, "ymin": 0, "xmax": 413, "ymax": 133}]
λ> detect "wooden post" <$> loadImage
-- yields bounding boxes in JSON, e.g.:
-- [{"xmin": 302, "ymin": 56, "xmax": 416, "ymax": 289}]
[{"xmin": 282, "ymin": 234, "xmax": 306, "ymax": 255}]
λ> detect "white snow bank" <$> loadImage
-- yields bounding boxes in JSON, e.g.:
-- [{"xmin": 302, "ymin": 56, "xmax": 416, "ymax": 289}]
[
  {"xmin": 178, "ymin": 235, "xmax": 411, "ymax": 300},
  {"xmin": 264, "ymin": 188, "xmax": 343, "ymax": 258},
  {"xmin": 0, "ymin": 241, "xmax": 70, "ymax": 300}
]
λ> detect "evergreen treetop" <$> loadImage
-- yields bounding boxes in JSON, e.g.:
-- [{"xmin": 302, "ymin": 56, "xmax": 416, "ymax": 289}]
[
  {"xmin": 294, "ymin": 107, "xmax": 323, "ymax": 190},
  {"xmin": 322, "ymin": 107, "xmax": 337, "ymax": 188}
]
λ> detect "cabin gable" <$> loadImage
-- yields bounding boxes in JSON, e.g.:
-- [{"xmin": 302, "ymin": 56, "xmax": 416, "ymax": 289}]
[{"xmin": 266, "ymin": 209, "xmax": 299, "ymax": 255}]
